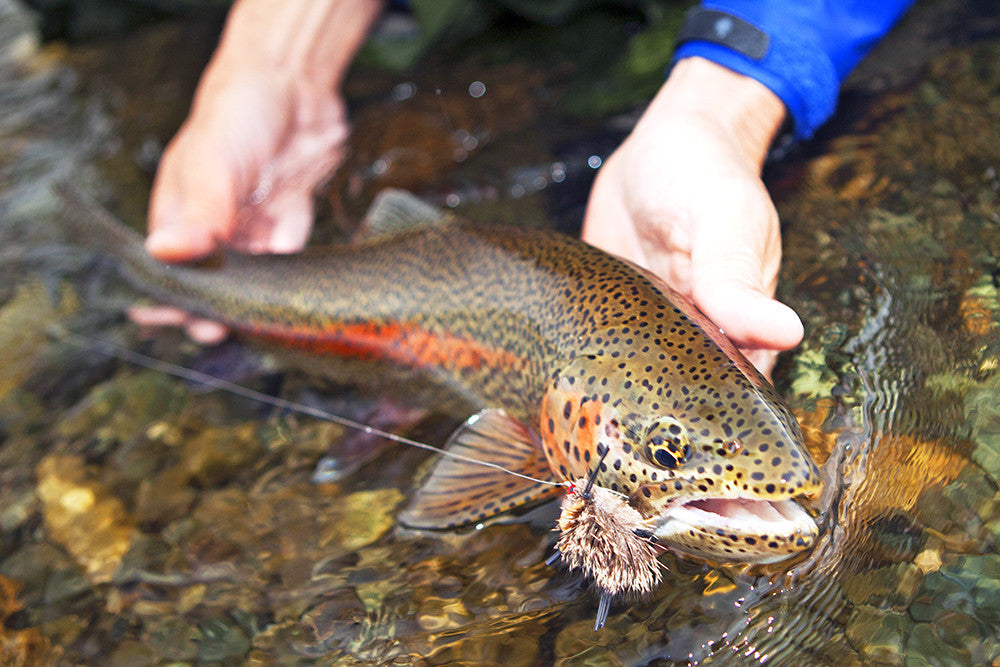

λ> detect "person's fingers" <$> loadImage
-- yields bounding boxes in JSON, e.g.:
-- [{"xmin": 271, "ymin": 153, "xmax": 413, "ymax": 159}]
[
  {"xmin": 127, "ymin": 305, "xmax": 191, "ymax": 327},
  {"xmin": 184, "ymin": 319, "xmax": 230, "ymax": 345},
  {"xmin": 743, "ymin": 348, "xmax": 778, "ymax": 381},
  {"xmin": 260, "ymin": 188, "xmax": 316, "ymax": 253},
  {"xmin": 147, "ymin": 130, "xmax": 241, "ymax": 261},
  {"xmin": 148, "ymin": 73, "xmax": 299, "ymax": 258},
  {"xmin": 682, "ymin": 179, "xmax": 803, "ymax": 353},
  {"xmin": 582, "ymin": 160, "xmax": 648, "ymax": 266},
  {"xmin": 697, "ymin": 282, "xmax": 804, "ymax": 352},
  {"xmin": 690, "ymin": 215, "xmax": 803, "ymax": 352},
  {"xmin": 128, "ymin": 306, "xmax": 230, "ymax": 344}
]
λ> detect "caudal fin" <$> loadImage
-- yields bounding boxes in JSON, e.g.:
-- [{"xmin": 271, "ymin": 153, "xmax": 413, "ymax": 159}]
[{"xmin": 54, "ymin": 182, "xmax": 148, "ymax": 262}]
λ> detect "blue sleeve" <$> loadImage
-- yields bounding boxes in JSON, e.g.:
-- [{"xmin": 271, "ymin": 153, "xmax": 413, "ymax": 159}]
[{"xmin": 673, "ymin": 1, "xmax": 915, "ymax": 139}]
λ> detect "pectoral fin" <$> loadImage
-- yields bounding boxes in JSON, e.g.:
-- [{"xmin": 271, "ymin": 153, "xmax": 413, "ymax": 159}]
[{"xmin": 399, "ymin": 408, "xmax": 563, "ymax": 529}]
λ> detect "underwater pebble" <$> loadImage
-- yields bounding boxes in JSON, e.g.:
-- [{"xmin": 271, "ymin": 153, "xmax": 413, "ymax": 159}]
[
  {"xmin": 144, "ymin": 617, "xmax": 201, "ymax": 661},
  {"xmin": 301, "ymin": 590, "xmax": 367, "ymax": 649},
  {"xmin": 180, "ymin": 422, "xmax": 264, "ymax": 486},
  {"xmin": 133, "ymin": 467, "xmax": 197, "ymax": 525},
  {"xmin": 55, "ymin": 371, "xmax": 188, "ymax": 447},
  {"xmin": 420, "ymin": 631, "xmax": 542, "ymax": 667},
  {"xmin": 319, "ymin": 488, "xmax": 403, "ymax": 554},
  {"xmin": 35, "ymin": 454, "xmax": 135, "ymax": 584},
  {"xmin": 0, "ymin": 487, "xmax": 37, "ymax": 533},
  {"xmin": 914, "ymin": 548, "xmax": 943, "ymax": 574},
  {"xmin": 972, "ymin": 577, "xmax": 1000, "ymax": 622},
  {"xmin": 196, "ymin": 616, "xmax": 251, "ymax": 662},
  {"xmin": 0, "ymin": 544, "xmax": 79, "ymax": 617},
  {"xmin": 932, "ymin": 611, "xmax": 981, "ymax": 651},
  {"xmin": 959, "ymin": 276, "xmax": 1000, "ymax": 336},
  {"xmin": 0, "ymin": 574, "xmax": 61, "ymax": 666},
  {"xmin": 908, "ymin": 596, "xmax": 940, "ymax": 625},
  {"xmin": 107, "ymin": 640, "xmax": 158, "ymax": 667},
  {"xmin": 905, "ymin": 622, "xmax": 969, "ymax": 666},
  {"xmin": 895, "ymin": 563, "xmax": 926, "ymax": 602},
  {"xmin": 0, "ymin": 281, "xmax": 75, "ymax": 403},
  {"xmin": 416, "ymin": 597, "xmax": 474, "ymax": 631},
  {"xmin": 846, "ymin": 606, "xmax": 907, "ymax": 664}
]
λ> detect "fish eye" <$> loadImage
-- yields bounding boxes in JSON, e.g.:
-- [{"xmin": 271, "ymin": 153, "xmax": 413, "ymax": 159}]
[{"xmin": 644, "ymin": 417, "xmax": 691, "ymax": 470}]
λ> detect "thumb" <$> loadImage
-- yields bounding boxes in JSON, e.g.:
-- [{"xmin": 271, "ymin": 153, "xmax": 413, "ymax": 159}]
[
  {"xmin": 695, "ymin": 278, "xmax": 804, "ymax": 352},
  {"xmin": 146, "ymin": 129, "xmax": 243, "ymax": 262},
  {"xmin": 690, "ymin": 188, "xmax": 803, "ymax": 352},
  {"xmin": 691, "ymin": 224, "xmax": 803, "ymax": 352}
]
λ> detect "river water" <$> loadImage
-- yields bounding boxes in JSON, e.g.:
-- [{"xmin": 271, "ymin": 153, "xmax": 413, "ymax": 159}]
[{"xmin": 2, "ymin": 1, "xmax": 1000, "ymax": 664}]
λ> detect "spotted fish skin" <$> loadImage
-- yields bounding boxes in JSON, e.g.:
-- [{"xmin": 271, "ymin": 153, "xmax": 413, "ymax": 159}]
[
  {"xmin": 66, "ymin": 188, "xmax": 821, "ymax": 563},
  {"xmin": 540, "ymin": 347, "xmax": 819, "ymax": 563}
]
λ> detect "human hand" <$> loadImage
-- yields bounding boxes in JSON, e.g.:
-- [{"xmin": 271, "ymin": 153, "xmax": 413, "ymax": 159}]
[
  {"xmin": 139, "ymin": 70, "xmax": 350, "ymax": 342},
  {"xmin": 136, "ymin": 0, "xmax": 383, "ymax": 343},
  {"xmin": 583, "ymin": 57, "xmax": 803, "ymax": 377}
]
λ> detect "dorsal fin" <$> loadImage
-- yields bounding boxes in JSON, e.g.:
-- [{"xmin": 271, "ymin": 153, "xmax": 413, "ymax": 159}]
[
  {"xmin": 354, "ymin": 189, "xmax": 453, "ymax": 243},
  {"xmin": 399, "ymin": 408, "xmax": 562, "ymax": 529}
]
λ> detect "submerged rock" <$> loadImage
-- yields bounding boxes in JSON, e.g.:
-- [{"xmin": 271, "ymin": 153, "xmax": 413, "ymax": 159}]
[
  {"xmin": 35, "ymin": 455, "xmax": 135, "ymax": 584},
  {"xmin": 0, "ymin": 574, "xmax": 62, "ymax": 666}
]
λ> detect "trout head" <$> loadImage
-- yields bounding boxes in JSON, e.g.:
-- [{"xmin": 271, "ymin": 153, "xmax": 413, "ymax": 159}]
[{"xmin": 541, "ymin": 351, "xmax": 821, "ymax": 565}]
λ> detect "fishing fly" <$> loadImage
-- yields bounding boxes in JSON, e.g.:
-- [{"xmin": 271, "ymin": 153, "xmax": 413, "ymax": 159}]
[{"xmin": 546, "ymin": 447, "xmax": 663, "ymax": 630}]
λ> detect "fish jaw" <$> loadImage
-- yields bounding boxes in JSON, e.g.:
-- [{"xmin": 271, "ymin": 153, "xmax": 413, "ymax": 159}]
[{"xmin": 651, "ymin": 495, "xmax": 818, "ymax": 564}]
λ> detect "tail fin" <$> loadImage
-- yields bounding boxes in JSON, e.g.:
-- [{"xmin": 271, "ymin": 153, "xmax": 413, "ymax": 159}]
[
  {"xmin": 53, "ymin": 182, "xmax": 201, "ymax": 306},
  {"xmin": 54, "ymin": 182, "xmax": 150, "ymax": 268}
]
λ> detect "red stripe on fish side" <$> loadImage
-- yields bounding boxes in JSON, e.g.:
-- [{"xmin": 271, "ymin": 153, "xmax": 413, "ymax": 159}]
[{"xmin": 240, "ymin": 320, "xmax": 524, "ymax": 374}]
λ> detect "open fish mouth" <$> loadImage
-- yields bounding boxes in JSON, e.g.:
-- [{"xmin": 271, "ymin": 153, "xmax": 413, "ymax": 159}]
[{"xmin": 653, "ymin": 497, "xmax": 819, "ymax": 564}]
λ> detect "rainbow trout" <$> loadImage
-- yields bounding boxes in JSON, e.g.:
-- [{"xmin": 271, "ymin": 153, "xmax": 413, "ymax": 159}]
[{"xmin": 62, "ymin": 187, "xmax": 821, "ymax": 574}]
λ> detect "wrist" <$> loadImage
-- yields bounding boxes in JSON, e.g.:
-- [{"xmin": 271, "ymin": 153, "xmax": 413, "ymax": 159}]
[
  {"xmin": 653, "ymin": 57, "xmax": 786, "ymax": 169},
  {"xmin": 210, "ymin": 0, "xmax": 383, "ymax": 93}
]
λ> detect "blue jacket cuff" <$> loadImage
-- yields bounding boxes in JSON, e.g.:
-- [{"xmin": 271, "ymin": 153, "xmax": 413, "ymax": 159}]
[{"xmin": 673, "ymin": 37, "xmax": 837, "ymax": 141}]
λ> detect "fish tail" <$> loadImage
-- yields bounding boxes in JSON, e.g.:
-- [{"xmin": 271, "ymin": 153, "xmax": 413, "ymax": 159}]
[
  {"xmin": 54, "ymin": 182, "xmax": 194, "ymax": 302},
  {"xmin": 55, "ymin": 183, "xmax": 148, "ymax": 260}
]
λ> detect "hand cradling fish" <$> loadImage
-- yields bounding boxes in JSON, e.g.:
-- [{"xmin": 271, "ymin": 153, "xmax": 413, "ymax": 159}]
[{"xmin": 57, "ymin": 184, "xmax": 823, "ymax": 629}]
